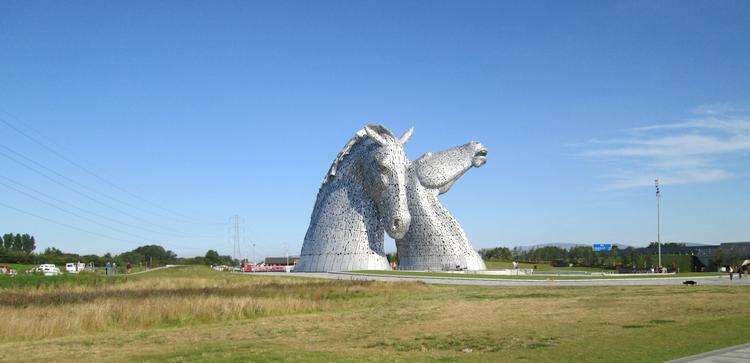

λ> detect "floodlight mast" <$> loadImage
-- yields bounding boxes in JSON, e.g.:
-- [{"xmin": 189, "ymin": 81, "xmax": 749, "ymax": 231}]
[{"xmin": 655, "ymin": 178, "xmax": 661, "ymax": 269}]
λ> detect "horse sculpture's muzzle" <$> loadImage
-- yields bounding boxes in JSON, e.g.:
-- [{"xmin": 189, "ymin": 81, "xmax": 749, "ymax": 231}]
[
  {"xmin": 471, "ymin": 143, "xmax": 489, "ymax": 168},
  {"xmin": 387, "ymin": 216, "xmax": 410, "ymax": 240}
]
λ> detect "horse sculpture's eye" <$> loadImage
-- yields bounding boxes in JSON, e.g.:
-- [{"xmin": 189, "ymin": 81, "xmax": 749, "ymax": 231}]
[{"xmin": 377, "ymin": 163, "xmax": 389, "ymax": 174}]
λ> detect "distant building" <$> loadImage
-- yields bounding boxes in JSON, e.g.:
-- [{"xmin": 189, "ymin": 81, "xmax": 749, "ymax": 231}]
[
  {"xmin": 720, "ymin": 241, "xmax": 750, "ymax": 255},
  {"xmin": 264, "ymin": 256, "xmax": 299, "ymax": 266}
]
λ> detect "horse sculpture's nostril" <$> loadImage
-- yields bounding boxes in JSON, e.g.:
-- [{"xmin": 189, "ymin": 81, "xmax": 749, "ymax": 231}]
[{"xmin": 392, "ymin": 218, "xmax": 401, "ymax": 231}]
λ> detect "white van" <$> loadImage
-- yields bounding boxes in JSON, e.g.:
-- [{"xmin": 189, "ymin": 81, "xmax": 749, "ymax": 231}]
[
  {"xmin": 39, "ymin": 264, "xmax": 62, "ymax": 276},
  {"xmin": 65, "ymin": 262, "xmax": 86, "ymax": 273}
]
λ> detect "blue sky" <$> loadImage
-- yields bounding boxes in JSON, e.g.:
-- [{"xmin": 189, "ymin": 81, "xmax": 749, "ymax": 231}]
[{"xmin": 1, "ymin": 1, "xmax": 748, "ymax": 258}]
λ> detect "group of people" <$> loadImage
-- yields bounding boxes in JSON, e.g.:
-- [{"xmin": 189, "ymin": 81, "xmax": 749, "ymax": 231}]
[
  {"xmin": 104, "ymin": 261, "xmax": 134, "ymax": 275},
  {"xmin": 728, "ymin": 265, "xmax": 745, "ymax": 281}
]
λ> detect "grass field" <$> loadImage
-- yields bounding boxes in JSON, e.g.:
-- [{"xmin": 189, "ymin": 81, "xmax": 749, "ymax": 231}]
[
  {"xmin": 0, "ymin": 264, "xmax": 153, "ymax": 289},
  {"xmin": 2, "ymin": 263, "xmax": 36, "ymax": 272},
  {"xmin": 1, "ymin": 266, "xmax": 748, "ymax": 362},
  {"xmin": 484, "ymin": 261, "xmax": 615, "ymax": 272}
]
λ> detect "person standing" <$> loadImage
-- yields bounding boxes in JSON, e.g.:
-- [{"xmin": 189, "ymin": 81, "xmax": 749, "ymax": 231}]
[
  {"xmin": 729, "ymin": 265, "xmax": 734, "ymax": 281},
  {"xmin": 126, "ymin": 262, "xmax": 132, "ymax": 274},
  {"xmin": 105, "ymin": 261, "xmax": 111, "ymax": 275}
]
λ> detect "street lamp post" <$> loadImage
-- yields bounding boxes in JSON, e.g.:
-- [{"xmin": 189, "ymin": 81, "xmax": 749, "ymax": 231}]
[{"xmin": 655, "ymin": 178, "xmax": 661, "ymax": 268}]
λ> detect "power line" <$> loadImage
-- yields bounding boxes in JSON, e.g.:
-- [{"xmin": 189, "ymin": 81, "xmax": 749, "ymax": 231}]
[
  {"xmin": 0, "ymin": 146, "xmax": 216, "ymax": 239},
  {"xmin": 0, "ymin": 180, "xmax": 154, "ymax": 241},
  {"xmin": 0, "ymin": 112, "xmax": 223, "ymax": 226},
  {"xmin": 0, "ymin": 142, "xmax": 198, "ymax": 230},
  {"xmin": 0, "ymin": 200, "xmax": 138, "ymax": 246},
  {"xmin": 0, "ymin": 175, "xmax": 205, "ymax": 240},
  {"xmin": 0, "ymin": 197, "xmax": 212, "ymax": 252}
]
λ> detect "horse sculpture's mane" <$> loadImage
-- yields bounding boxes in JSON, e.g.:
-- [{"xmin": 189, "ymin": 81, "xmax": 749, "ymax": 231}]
[
  {"xmin": 322, "ymin": 124, "xmax": 394, "ymax": 185},
  {"xmin": 310, "ymin": 124, "xmax": 395, "ymax": 210}
]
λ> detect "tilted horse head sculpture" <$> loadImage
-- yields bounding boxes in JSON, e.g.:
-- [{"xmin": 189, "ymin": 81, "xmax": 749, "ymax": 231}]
[
  {"xmin": 396, "ymin": 140, "xmax": 489, "ymax": 271},
  {"xmin": 413, "ymin": 141, "xmax": 488, "ymax": 195},
  {"xmin": 296, "ymin": 125, "xmax": 413, "ymax": 272}
]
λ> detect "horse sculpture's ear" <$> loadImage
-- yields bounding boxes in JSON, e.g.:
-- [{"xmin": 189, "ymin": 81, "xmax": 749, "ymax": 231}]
[
  {"xmin": 399, "ymin": 127, "xmax": 414, "ymax": 145},
  {"xmin": 364, "ymin": 125, "xmax": 387, "ymax": 146}
]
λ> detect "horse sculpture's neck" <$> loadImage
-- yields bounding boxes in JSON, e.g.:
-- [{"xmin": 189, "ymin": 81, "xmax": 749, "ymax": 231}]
[{"xmin": 311, "ymin": 151, "xmax": 384, "ymax": 244}]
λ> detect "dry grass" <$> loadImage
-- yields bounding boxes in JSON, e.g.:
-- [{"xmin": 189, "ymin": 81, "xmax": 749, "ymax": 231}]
[
  {"xmin": 2, "ymin": 295, "xmax": 317, "ymax": 340},
  {"xmin": 0, "ymin": 266, "xmax": 422, "ymax": 342}
]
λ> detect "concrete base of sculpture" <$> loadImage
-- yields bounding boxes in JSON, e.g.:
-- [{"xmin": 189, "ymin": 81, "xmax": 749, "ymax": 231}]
[
  {"xmin": 398, "ymin": 252, "xmax": 486, "ymax": 271},
  {"xmin": 295, "ymin": 253, "xmax": 389, "ymax": 272}
]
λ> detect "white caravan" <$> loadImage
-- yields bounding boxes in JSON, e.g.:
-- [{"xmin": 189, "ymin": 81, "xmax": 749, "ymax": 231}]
[
  {"xmin": 38, "ymin": 264, "xmax": 62, "ymax": 276},
  {"xmin": 65, "ymin": 262, "xmax": 86, "ymax": 273}
]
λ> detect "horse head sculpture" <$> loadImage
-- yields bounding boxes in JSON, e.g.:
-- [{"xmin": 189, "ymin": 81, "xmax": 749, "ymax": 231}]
[
  {"xmin": 414, "ymin": 141, "xmax": 488, "ymax": 195},
  {"xmin": 396, "ymin": 140, "xmax": 489, "ymax": 271},
  {"xmin": 361, "ymin": 125, "xmax": 413, "ymax": 239},
  {"xmin": 296, "ymin": 124, "xmax": 413, "ymax": 272}
]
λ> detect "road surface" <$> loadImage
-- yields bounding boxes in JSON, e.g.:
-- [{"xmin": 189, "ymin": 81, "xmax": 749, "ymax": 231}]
[{"xmin": 257, "ymin": 271, "xmax": 750, "ymax": 287}]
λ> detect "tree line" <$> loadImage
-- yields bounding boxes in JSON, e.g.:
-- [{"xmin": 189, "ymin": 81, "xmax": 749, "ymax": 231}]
[
  {"xmin": 479, "ymin": 243, "xmax": 747, "ymax": 271},
  {"xmin": 1, "ymin": 233, "xmax": 36, "ymax": 254},
  {"xmin": 0, "ymin": 233, "xmax": 234, "ymax": 268}
]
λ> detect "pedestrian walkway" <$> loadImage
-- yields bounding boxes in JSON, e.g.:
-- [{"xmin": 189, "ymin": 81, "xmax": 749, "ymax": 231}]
[{"xmin": 667, "ymin": 343, "xmax": 750, "ymax": 362}]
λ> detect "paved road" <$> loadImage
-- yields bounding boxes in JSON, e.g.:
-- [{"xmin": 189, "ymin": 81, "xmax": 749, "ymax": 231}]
[
  {"xmin": 668, "ymin": 343, "xmax": 750, "ymax": 362},
  {"xmin": 259, "ymin": 271, "xmax": 750, "ymax": 287}
]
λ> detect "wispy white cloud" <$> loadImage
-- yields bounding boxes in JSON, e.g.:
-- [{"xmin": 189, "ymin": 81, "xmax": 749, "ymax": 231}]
[{"xmin": 581, "ymin": 105, "xmax": 750, "ymax": 191}]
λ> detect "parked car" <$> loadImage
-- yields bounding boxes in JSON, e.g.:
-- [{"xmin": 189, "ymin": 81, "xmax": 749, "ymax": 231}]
[{"xmin": 38, "ymin": 264, "xmax": 62, "ymax": 276}]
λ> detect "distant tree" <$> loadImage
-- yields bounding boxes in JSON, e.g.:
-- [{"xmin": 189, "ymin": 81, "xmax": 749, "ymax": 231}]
[
  {"xmin": 644, "ymin": 254, "xmax": 654, "ymax": 269},
  {"xmin": 116, "ymin": 251, "xmax": 144, "ymax": 266},
  {"xmin": 132, "ymin": 245, "xmax": 176, "ymax": 264},
  {"xmin": 608, "ymin": 246, "xmax": 619, "ymax": 267},
  {"xmin": 196, "ymin": 250, "xmax": 233, "ymax": 266},
  {"xmin": 204, "ymin": 249, "xmax": 221, "ymax": 265},
  {"xmin": 20, "ymin": 234, "xmax": 35, "ymax": 253},
  {"xmin": 726, "ymin": 248, "xmax": 741, "ymax": 267},
  {"xmin": 648, "ymin": 242, "xmax": 686, "ymax": 248},
  {"xmin": 12, "ymin": 234, "xmax": 23, "ymax": 251},
  {"xmin": 621, "ymin": 251, "xmax": 631, "ymax": 267},
  {"xmin": 528, "ymin": 246, "xmax": 567, "ymax": 263},
  {"xmin": 479, "ymin": 247, "xmax": 512, "ymax": 261},
  {"xmin": 710, "ymin": 249, "xmax": 726, "ymax": 269},
  {"xmin": 621, "ymin": 247, "xmax": 636, "ymax": 268},
  {"xmin": 2, "ymin": 233, "xmax": 12, "ymax": 249},
  {"xmin": 44, "ymin": 247, "xmax": 64, "ymax": 255}
]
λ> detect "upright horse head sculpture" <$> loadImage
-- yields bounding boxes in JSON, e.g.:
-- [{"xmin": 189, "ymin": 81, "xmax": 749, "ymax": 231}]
[{"xmin": 296, "ymin": 125, "xmax": 413, "ymax": 272}]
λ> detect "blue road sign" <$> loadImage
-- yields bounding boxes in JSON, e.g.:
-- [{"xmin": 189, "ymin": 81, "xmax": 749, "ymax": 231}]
[{"xmin": 593, "ymin": 243, "xmax": 612, "ymax": 251}]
